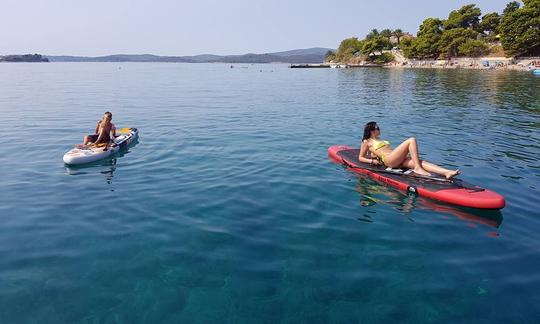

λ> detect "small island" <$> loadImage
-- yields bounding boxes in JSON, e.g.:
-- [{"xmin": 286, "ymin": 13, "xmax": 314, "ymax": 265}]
[{"xmin": 0, "ymin": 54, "xmax": 49, "ymax": 62}]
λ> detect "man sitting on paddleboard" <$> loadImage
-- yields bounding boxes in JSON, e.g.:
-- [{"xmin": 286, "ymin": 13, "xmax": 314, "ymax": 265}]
[
  {"xmin": 358, "ymin": 121, "xmax": 460, "ymax": 179},
  {"xmin": 81, "ymin": 112, "xmax": 116, "ymax": 148}
]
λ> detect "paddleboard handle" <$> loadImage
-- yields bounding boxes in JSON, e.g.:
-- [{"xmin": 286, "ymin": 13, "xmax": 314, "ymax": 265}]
[{"xmin": 407, "ymin": 186, "xmax": 417, "ymax": 194}]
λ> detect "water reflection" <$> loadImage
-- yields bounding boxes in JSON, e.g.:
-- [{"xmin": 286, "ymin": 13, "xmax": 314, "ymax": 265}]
[
  {"xmin": 410, "ymin": 69, "xmax": 540, "ymax": 113},
  {"xmin": 354, "ymin": 175, "xmax": 503, "ymax": 228},
  {"xmin": 336, "ymin": 68, "xmax": 540, "ymax": 114},
  {"xmin": 64, "ymin": 139, "xmax": 139, "ymax": 187},
  {"xmin": 488, "ymin": 70, "xmax": 540, "ymax": 113},
  {"xmin": 65, "ymin": 158, "xmax": 117, "ymax": 183}
]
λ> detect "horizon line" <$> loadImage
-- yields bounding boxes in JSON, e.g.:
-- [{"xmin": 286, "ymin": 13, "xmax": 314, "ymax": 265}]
[{"xmin": 24, "ymin": 46, "xmax": 333, "ymax": 58}]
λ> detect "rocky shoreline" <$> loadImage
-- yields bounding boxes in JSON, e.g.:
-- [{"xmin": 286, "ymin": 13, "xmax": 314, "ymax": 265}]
[
  {"xmin": 385, "ymin": 52, "xmax": 539, "ymax": 71},
  {"xmin": 328, "ymin": 50, "xmax": 540, "ymax": 72}
]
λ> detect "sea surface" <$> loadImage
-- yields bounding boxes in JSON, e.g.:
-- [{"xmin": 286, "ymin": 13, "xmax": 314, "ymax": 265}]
[{"xmin": 0, "ymin": 63, "xmax": 539, "ymax": 323}]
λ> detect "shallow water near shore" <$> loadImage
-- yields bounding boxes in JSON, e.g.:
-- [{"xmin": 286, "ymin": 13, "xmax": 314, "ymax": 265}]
[{"xmin": 0, "ymin": 63, "xmax": 539, "ymax": 323}]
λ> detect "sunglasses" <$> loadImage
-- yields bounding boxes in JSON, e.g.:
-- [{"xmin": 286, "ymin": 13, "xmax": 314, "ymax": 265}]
[{"xmin": 373, "ymin": 126, "xmax": 380, "ymax": 130}]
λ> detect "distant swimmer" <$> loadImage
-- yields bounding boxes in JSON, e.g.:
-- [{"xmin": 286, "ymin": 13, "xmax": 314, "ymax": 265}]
[
  {"xmin": 358, "ymin": 121, "xmax": 460, "ymax": 179},
  {"xmin": 80, "ymin": 111, "xmax": 117, "ymax": 149}
]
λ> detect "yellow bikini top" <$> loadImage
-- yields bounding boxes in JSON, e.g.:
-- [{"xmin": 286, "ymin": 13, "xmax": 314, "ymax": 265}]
[{"xmin": 371, "ymin": 139, "xmax": 390, "ymax": 150}]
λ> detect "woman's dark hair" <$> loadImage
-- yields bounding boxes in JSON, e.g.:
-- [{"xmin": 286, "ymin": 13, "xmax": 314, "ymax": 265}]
[
  {"xmin": 362, "ymin": 121, "xmax": 378, "ymax": 141},
  {"xmin": 104, "ymin": 111, "xmax": 112, "ymax": 118}
]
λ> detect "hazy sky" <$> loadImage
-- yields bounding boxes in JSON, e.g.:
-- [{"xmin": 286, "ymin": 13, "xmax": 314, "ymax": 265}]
[{"xmin": 0, "ymin": 0, "xmax": 512, "ymax": 56}]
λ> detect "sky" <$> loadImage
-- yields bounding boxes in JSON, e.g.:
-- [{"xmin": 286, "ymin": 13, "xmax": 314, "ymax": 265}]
[{"xmin": 0, "ymin": 0, "xmax": 513, "ymax": 56}]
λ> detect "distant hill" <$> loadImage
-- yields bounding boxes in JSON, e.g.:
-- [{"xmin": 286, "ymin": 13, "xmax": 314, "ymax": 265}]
[
  {"xmin": 45, "ymin": 48, "xmax": 333, "ymax": 63},
  {"xmin": 270, "ymin": 48, "xmax": 333, "ymax": 57}
]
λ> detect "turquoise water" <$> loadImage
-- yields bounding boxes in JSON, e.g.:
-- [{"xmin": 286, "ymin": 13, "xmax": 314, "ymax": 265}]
[{"xmin": 0, "ymin": 63, "xmax": 539, "ymax": 323}]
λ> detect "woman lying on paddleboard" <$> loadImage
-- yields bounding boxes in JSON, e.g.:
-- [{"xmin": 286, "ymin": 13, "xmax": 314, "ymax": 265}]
[
  {"xmin": 81, "ymin": 111, "xmax": 116, "ymax": 148},
  {"xmin": 358, "ymin": 122, "xmax": 460, "ymax": 179}
]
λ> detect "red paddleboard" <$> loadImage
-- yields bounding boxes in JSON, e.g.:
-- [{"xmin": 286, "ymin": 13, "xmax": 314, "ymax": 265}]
[{"xmin": 328, "ymin": 145, "xmax": 505, "ymax": 210}]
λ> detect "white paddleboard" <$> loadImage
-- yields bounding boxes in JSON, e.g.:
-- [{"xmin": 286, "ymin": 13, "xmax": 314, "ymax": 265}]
[{"xmin": 63, "ymin": 127, "xmax": 138, "ymax": 165}]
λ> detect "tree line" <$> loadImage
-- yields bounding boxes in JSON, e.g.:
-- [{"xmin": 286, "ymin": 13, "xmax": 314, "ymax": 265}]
[{"xmin": 327, "ymin": 0, "xmax": 540, "ymax": 63}]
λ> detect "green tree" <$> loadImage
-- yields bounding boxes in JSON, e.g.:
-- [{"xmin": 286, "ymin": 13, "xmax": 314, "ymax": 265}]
[
  {"xmin": 439, "ymin": 28, "xmax": 479, "ymax": 57},
  {"xmin": 524, "ymin": 0, "xmax": 540, "ymax": 6},
  {"xmin": 503, "ymin": 1, "xmax": 520, "ymax": 15},
  {"xmin": 380, "ymin": 29, "xmax": 393, "ymax": 39},
  {"xmin": 372, "ymin": 52, "xmax": 395, "ymax": 64},
  {"xmin": 407, "ymin": 18, "xmax": 444, "ymax": 59},
  {"xmin": 399, "ymin": 35, "xmax": 417, "ymax": 57},
  {"xmin": 324, "ymin": 50, "xmax": 336, "ymax": 62},
  {"xmin": 335, "ymin": 37, "xmax": 364, "ymax": 61},
  {"xmin": 417, "ymin": 18, "xmax": 443, "ymax": 37},
  {"xmin": 499, "ymin": 0, "xmax": 540, "ymax": 56},
  {"xmin": 443, "ymin": 4, "xmax": 482, "ymax": 30},
  {"xmin": 372, "ymin": 29, "xmax": 395, "ymax": 50},
  {"xmin": 410, "ymin": 38, "xmax": 441, "ymax": 58},
  {"xmin": 365, "ymin": 29, "xmax": 380, "ymax": 40},
  {"xmin": 458, "ymin": 39, "xmax": 490, "ymax": 56},
  {"xmin": 479, "ymin": 12, "xmax": 501, "ymax": 37},
  {"xmin": 362, "ymin": 36, "xmax": 391, "ymax": 56},
  {"xmin": 392, "ymin": 29, "xmax": 405, "ymax": 46}
]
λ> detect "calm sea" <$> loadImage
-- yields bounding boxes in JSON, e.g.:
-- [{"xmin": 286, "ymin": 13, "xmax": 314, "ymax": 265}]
[{"xmin": 0, "ymin": 63, "xmax": 539, "ymax": 323}]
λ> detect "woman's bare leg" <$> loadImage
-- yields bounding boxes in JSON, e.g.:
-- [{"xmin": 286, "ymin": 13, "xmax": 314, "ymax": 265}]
[
  {"xmin": 402, "ymin": 159, "xmax": 460, "ymax": 179},
  {"xmin": 384, "ymin": 137, "xmax": 430, "ymax": 176},
  {"xmin": 422, "ymin": 161, "xmax": 460, "ymax": 178}
]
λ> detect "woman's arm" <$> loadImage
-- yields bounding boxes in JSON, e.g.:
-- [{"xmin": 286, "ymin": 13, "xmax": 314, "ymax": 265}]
[
  {"xmin": 358, "ymin": 140, "xmax": 379, "ymax": 165},
  {"xmin": 94, "ymin": 127, "xmax": 106, "ymax": 144}
]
